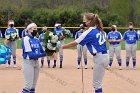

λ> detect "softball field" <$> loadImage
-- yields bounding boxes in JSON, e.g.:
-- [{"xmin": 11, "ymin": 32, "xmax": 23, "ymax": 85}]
[{"xmin": 0, "ymin": 49, "xmax": 140, "ymax": 93}]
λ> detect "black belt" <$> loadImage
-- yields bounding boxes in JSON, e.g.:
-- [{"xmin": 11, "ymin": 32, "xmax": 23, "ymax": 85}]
[{"xmin": 93, "ymin": 51, "xmax": 107, "ymax": 56}]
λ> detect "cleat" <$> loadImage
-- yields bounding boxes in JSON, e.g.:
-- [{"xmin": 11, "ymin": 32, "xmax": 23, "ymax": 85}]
[
  {"xmin": 77, "ymin": 65, "xmax": 80, "ymax": 69},
  {"xmin": 126, "ymin": 66, "xmax": 129, "ymax": 70},
  {"xmin": 119, "ymin": 66, "xmax": 122, "ymax": 70}
]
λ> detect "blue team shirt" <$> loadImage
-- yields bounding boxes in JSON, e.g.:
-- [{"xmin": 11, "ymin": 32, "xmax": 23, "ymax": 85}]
[
  {"xmin": 22, "ymin": 29, "xmax": 28, "ymax": 37},
  {"xmin": 39, "ymin": 33, "xmax": 45, "ymax": 43},
  {"xmin": 22, "ymin": 34, "xmax": 44, "ymax": 60},
  {"xmin": 5, "ymin": 27, "xmax": 18, "ymax": 36},
  {"xmin": 0, "ymin": 31, "xmax": 2, "ymax": 38},
  {"xmin": 54, "ymin": 27, "xmax": 65, "ymax": 37},
  {"xmin": 75, "ymin": 29, "xmax": 84, "ymax": 39},
  {"xmin": 123, "ymin": 30, "xmax": 139, "ymax": 44},
  {"xmin": 75, "ymin": 26, "xmax": 107, "ymax": 55},
  {"xmin": 107, "ymin": 31, "xmax": 122, "ymax": 45}
]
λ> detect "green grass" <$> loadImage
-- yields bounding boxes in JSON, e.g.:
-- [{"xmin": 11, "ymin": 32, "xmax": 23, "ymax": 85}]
[{"xmin": 0, "ymin": 38, "xmax": 140, "ymax": 50}]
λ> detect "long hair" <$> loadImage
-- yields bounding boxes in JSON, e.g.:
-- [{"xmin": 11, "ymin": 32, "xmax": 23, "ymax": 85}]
[{"xmin": 83, "ymin": 13, "xmax": 103, "ymax": 32}]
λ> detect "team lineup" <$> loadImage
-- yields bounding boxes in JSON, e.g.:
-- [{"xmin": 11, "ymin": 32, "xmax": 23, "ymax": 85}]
[{"xmin": 0, "ymin": 12, "xmax": 140, "ymax": 93}]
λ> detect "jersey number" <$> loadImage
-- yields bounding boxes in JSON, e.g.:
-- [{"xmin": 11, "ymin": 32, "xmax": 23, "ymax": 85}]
[{"xmin": 96, "ymin": 33, "xmax": 106, "ymax": 45}]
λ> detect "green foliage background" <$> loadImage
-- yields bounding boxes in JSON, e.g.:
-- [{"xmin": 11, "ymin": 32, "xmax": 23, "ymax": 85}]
[{"xmin": 0, "ymin": 0, "xmax": 140, "ymax": 27}]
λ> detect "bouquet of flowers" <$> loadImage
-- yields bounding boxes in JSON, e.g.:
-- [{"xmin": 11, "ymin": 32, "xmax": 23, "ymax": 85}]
[
  {"xmin": 62, "ymin": 29, "xmax": 71, "ymax": 37},
  {"xmin": 0, "ymin": 45, "xmax": 12, "ymax": 64},
  {"xmin": 5, "ymin": 32, "xmax": 19, "ymax": 41},
  {"xmin": 43, "ymin": 31, "xmax": 61, "ymax": 56}
]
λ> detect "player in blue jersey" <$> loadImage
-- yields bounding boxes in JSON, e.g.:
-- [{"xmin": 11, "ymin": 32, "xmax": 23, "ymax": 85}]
[
  {"xmin": 54, "ymin": 22, "xmax": 65, "ymax": 68},
  {"xmin": 75, "ymin": 24, "xmax": 88, "ymax": 69},
  {"xmin": 0, "ymin": 30, "xmax": 3, "ymax": 38},
  {"xmin": 22, "ymin": 29, "xmax": 28, "ymax": 38},
  {"xmin": 107, "ymin": 25, "xmax": 123, "ymax": 70},
  {"xmin": 39, "ymin": 27, "xmax": 51, "ymax": 68},
  {"xmin": 123, "ymin": 25, "xmax": 139, "ymax": 70},
  {"xmin": 21, "ymin": 23, "xmax": 46, "ymax": 93},
  {"xmin": 62, "ymin": 13, "xmax": 109, "ymax": 93},
  {"xmin": 5, "ymin": 20, "xmax": 19, "ymax": 68}
]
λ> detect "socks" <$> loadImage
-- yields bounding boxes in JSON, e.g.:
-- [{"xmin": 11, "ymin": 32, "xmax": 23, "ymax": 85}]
[
  {"xmin": 95, "ymin": 88, "xmax": 102, "ymax": 93},
  {"xmin": 133, "ymin": 59, "xmax": 136, "ymax": 67},
  {"xmin": 47, "ymin": 60, "xmax": 50, "ymax": 67},
  {"xmin": 13, "ymin": 56, "xmax": 16, "ymax": 65},
  {"xmin": 22, "ymin": 88, "xmax": 30, "ymax": 93},
  {"xmin": 54, "ymin": 60, "xmax": 56, "ymax": 66},
  {"xmin": 30, "ymin": 89, "xmax": 35, "ymax": 93},
  {"xmin": 84, "ymin": 59, "xmax": 87, "ymax": 65},
  {"xmin": 109, "ymin": 60, "xmax": 113, "ymax": 67},
  {"xmin": 41, "ymin": 60, "xmax": 44, "ymax": 66},
  {"xmin": 126, "ymin": 61, "xmax": 129, "ymax": 67},
  {"xmin": 118, "ymin": 59, "xmax": 122, "ymax": 66}
]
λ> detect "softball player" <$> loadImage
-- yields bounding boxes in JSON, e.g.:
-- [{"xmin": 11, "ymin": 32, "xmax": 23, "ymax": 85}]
[
  {"xmin": 54, "ymin": 22, "xmax": 65, "ymax": 68},
  {"xmin": 22, "ymin": 29, "xmax": 28, "ymax": 38},
  {"xmin": 0, "ymin": 30, "xmax": 2, "ymax": 38},
  {"xmin": 123, "ymin": 25, "xmax": 139, "ymax": 70},
  {"xmin": 75, "ymin": 24, "xmax": 88, "ymax": 69},
  {"xmin": 21, "ymin": 23, "xmax": 46, "ymax": 93},
  {"xmin": 107, "ymin": 25, "xmax": 123, "ymax": 70},
  {"xmin": 5, "ymin": 20, "xmax": 18, "ymax": 68},
  {"xmin": 62, "ymin": 13, "xmax": 109, "ymax": 93},
  {"xmin": 39, "ymin": 27, "xmax": 51, "ymax": 68}
]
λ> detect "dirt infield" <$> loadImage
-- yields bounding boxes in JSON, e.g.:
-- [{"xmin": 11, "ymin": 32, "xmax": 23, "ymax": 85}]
[{"xmin": 0, "ymin": 49, "xmax": 140, "ymax": 93}]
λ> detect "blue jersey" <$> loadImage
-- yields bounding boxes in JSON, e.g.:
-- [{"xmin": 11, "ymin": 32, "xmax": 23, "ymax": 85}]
[
  {"xmin": 75, "ymin": 29, "xmax": 84, "ymax": 39},
  {"xmin": 39, "ymin": 33, "xmax": 45, "ymax": 43},
  {"xmin": 22, "ymin": 29, "xmax": 28, "ymax": 37},
  {"xmin": 5, "ymin": 27, "xmax": 18, "ymax": 36},
  {"xmin": 123, "ymin": 30, "xmax": 139, "ymax": 44},
  {"xmin": 0, "ymin": 31, "xmax": 2, "ymax": 38},
  {"xmin": 22, "ymin": 34, "xmax": 45, "ymax": 60},
  {"xmin": 75, "ymin": 27, "xmax": 107, "ymax": 55},
  {"xmin": 54, "ymin": 27, "xmax": 65, "ymax": 37},
  {"xmin": 107, "ymin": 31, "xmax": 122, "ymax": 45}
]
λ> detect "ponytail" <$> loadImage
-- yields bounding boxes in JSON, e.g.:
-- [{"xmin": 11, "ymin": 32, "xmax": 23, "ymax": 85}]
[
  {"xmin": 94, "ymin": 14, "xmax": 104, "ymax": 32},
  {"xmin": 83, "ymin": 13, "xmax": 104, "ymax": 32}
]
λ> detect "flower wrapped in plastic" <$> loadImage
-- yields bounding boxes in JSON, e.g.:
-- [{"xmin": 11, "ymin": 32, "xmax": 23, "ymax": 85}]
[
  {"xmin": 43, "ymin": 31, "xmax": 61, "ymax": 56},
  {"xmin": 0, "ymin": 45, "xmax": 12, "ymax": 64},
  {"xmin": 62, "ymin": 29, "xmax": 71, "ymax": 38},
  {"xmin": 5, "ymin": 32, "xmax": 19, "ymax": 41}
]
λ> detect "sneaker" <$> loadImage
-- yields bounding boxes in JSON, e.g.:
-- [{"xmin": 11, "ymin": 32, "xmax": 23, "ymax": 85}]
[
  {"xmin": 48, "ymin": 65, "xmax": 50, "ymax": 68},
  {"xmin": 119, "ymin": 66, "xmax": 122, "ymax": 70},
  {"xmin": 60, "ymin": 65, "xmax": 62, "ymax": 68},
  {"xmin": 126, "ymin": 66, "xmax": 129, "ymax": 70},
  {"xmin": 106, "ymin": 66, "xmax": 111, "ymax": 70},
  {"xmin": 52, "ymin": 65, "xmax": 56, "ymax": 68},
  {"xmin": 6, "ymin": 64, "xmax": 10, "ymax": 68},
  {"xmin": 13, "ymin": 65, "xmax": 17, "ymax": 68},
  {"xmin": 40, "ymin": 65, "xmax": 43, "ymax": 68},
  {"xmin": 84, "ymin": 65, "xmax": 88, "ymax": 69},
  {"xmin": 77, "ymin": 65, "xmax": 80, "ymax": 69},
  {"xmin": 133, "ymin": 66, "xmax": 136, "ymax": 70}
]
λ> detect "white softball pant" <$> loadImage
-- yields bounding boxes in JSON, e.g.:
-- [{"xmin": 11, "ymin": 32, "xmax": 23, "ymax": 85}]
[
  {"xmin": 22, "ymin": 59, "xmax": 39, "ymax": 90},
  {"xmin": 109, "ymin": 44, "xmax": 121, "ymax": 61},
  {"xmin": 93, "ymin": 53, "xmax": 109, "ymax": 91},
  {"xmin": 125, "ymin": 43, "xmax": 137, "ymax": 62}
]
